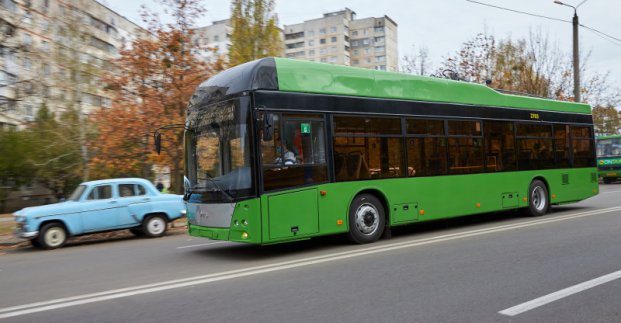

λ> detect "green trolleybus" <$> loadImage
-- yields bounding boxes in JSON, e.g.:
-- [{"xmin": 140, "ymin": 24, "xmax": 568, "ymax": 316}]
[
  {"xmin": 183, "ymin": 58, "xmax": 598, "ymax": 245},
  {"xmin": 596, "ymin": 135, "xmax": 621, "ymax": 184}
]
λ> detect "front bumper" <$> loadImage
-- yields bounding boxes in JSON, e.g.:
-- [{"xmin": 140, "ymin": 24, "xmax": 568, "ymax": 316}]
[{"xmin": 14, "ymin": 228, "xmax": 38, "ymax": 239}]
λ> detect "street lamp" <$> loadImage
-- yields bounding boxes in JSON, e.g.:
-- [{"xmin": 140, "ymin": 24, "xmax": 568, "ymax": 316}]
[{"xmin": 554, "ymin": 0, "xmax": 586, "ymax": 102}]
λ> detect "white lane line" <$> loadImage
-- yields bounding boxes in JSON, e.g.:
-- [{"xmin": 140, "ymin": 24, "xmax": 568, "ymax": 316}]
[
  {"xmin": 600, "ymin": 189, "xmax": 621, "ymax": 195},
  {"xmin": 176, "ymin": 241, "xmax": 229, "ymax": 249},
  {"xmin": 499, "ymin": 269, "xmax": 621, "ymax": 316},
  {"xmin": 1, "ymin": 206, "xmax": 621, "ymax": 319}
]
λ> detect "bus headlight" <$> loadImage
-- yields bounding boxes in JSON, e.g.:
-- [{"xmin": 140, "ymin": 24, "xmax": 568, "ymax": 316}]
[{"xmin": 241, "ymin": 232, "xmax": 249, "ymax": 239}]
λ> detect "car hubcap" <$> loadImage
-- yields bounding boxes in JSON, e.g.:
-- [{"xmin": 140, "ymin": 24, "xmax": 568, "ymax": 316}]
[
  {"xmin": 45, "ymin": 227, "xmax": 65, "ymax": 247},
  {"xmin": 148, "ymin": 218, "xmax": 165, "ymax": 235},
  {"xmin": 532, "ymin": 186, "xmax": 547, "ymax": 211},
  {"xmin": 355, "ymin": 203, "xmax": 379, "ymax": 235}
]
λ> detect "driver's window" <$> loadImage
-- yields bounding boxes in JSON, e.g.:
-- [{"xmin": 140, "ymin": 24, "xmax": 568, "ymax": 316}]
[
  {"xmin": 261, "ymin": 113, "xmax": 328, "ymax": 191},
  {"xmin": 87, "ymin": 185, "xmax": 112, "ymax": 200},
  {"xmin": 119, "ymin": 184, "xmax": 136, "ymax": 198}
]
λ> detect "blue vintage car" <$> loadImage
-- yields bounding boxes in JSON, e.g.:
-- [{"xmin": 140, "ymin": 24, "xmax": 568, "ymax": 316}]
[{"xmin": 13, "ymin": 178, "xmax": 186, "ymax": 249}]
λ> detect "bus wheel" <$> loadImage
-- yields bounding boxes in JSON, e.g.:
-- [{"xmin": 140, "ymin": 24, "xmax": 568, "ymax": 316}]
[
  {"xmin": 524, "ymin": 180, "xmax": 549, "ymax": 217},
  {"xmin": 347, "ymin": 194, "xmax": 385, "ymax": 244}
]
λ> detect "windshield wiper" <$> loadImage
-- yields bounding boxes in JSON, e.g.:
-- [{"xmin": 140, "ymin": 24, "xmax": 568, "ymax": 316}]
[{"xmin": 194, "ymin": 174, "xmax": 235, "ymax": 202}]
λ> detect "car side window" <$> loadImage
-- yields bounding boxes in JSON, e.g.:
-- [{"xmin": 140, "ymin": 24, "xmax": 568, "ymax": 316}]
[
  {"xmin": 119, "ymin": 184, "xmax": 136, "ymax": 198},
  {"xmin": 87, "ymin": 185, "xmax": 112, "ymax": 200},
  {"xmin": 136, "ymin": 185, "xmax": 147, "ymax": 196}
]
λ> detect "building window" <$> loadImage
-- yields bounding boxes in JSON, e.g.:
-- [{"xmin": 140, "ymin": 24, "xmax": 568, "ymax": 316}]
[
  {"xmin": 331, "ymin": 26, "xmax": 337, "ymax": 33},
  {"xmin": 307, "ymin": 30, "xmax": 314, "ymax": 37},
  {"xmin": 329, "ymin": 56, "xmax": 337, "ymax": 63},
  {"xmin": 319, "ymin": 38, "xmax": 326, "ymax": 44},
  {"xmin": 375, "ymin": 46, "xmax": 384, "ymax": 52},
  {"xmin": 330, "ymin": 46, "xmax": 337, "ymax": 53},
  {"xmin": 319, "ymin": 48, "xmax": 326, "ymax": 54},
  {"xmin": 352, "ymin": 30, "xmax": 358, "ymax": 36},
  {"xmin": 308, "ymin": 49, "xmax": 315, "ymax": 56},
  {"xmin": 375, "ymin": 55, "xmax": 386, "ymax": 62},
  {"xmin": 374, "ymin": 36, "xmax": 385, "ymax": 44},
  {"xmin": 352, "ymin": 59, "xmax": 359, "ymax": 65},
  {"xmin": 374, "ymin": 26, "xmax": 384, "ymax": 33},
  {"xmin": 319, "ymin": 28, "xmax": 326, "ymax": 34},
  {"xmin": 331, "ymin": 36, "xmax": 337, "ymax": 43},
  {"xmin": 308, "ymin": 39, "xmax": 314, "ymax": 46}
]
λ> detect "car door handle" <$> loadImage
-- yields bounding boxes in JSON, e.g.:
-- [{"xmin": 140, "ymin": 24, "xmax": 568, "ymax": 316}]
[
  {"xmin": 142, "ymin": 198, "xmax": 151, "ymax": 202},
  {"xmin": 109, "ymin": 200, "xmax": 117, "ymax": 204}
]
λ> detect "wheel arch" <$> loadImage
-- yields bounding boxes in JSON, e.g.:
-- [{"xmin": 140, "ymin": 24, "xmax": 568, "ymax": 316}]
[
  {"xmin": 143, "ymin": 212, "xmax": 170, "ymax": 222},
  {"xmin": 531, "ymin": 175, "xmax": 550, "ymax": 196},
  {"xmin": 38, "ymin": 219, "xmax": 71, "ymax": 236}
]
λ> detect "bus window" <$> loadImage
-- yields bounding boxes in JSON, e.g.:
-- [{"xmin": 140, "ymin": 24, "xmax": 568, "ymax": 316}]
[
  {"xmin": 407, "ymin": 137, "xmax": 447, "ymax": 176},
  {"xmin": 554, "ymin": 125, "xmax": 570, "ymax": 168},
  {"xmin": 483, "ymin": 121, "xmax": 516, "ymax": 172},
  {"xmin": 516, "ymin": 123, "xmax": 554, "ymax": 170},
  {"xmin": 261, "ymin": 114, "xmax": 328, "ymax": 191},
  {"xmin": 334, "ymin": 116, "xmax": 403, "ymax": 181},
  {"xmin": 448, "ymin": 120, "xmax": 483, "ymax": 174},
  {"xmin": 572, "ymin": 126, "xmax": 595, "ymax": 167}
]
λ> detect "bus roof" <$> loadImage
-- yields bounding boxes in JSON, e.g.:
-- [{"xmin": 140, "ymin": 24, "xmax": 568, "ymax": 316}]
[{"xmin": 192, "ymin": 57, "xmax": 591, "ymax": 115}]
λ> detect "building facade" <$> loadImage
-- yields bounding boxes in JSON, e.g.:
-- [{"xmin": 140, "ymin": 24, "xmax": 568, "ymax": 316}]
[
  {"xmin": 191, "ymin": 19, "xmax": 232, "ymax": 63},
  {"xmin": 0, "ymin": 0, "xmax": 145, "ymax": 129},
  {"xmin": 283, "ymin": 8, "xmax": 398, "ymax": 71}
]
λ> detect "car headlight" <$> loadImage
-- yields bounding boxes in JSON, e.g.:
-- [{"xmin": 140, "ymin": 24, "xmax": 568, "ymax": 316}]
[{"xmin": 14, "ymin": 215, "xmax": 25, "ymax": 223}]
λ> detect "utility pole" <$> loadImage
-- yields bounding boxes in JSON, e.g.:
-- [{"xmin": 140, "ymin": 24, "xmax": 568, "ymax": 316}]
[{"xmin": 554, "ymin": 0, "xmax": 586, "ymax": 102}]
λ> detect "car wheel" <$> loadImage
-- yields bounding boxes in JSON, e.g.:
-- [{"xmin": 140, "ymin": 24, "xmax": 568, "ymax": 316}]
[
  {"xmin": 523, "ymin": 180, "xmax": 549, "ymax": 217},
  {"xmin": 129, "ymin": 228, "xmax": 145, "ymax": 236},
  {"xmin": 142, "ymin": 215, "xmax": 167, "ymax": 237},
  {"xmin": 30, "ymin": 239, "xmax": 41, "ymax": 248},
  {"xmin": 37, "ymin": 223, "xmax": 67, "ymax": 249},
  {"xmin": 347, "ymin": 194, "xmax": 385, "ymax": 244}
]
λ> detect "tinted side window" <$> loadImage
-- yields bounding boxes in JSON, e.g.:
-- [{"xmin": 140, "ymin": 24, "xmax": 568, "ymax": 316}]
[
  {"xmin": 516, "ymin": 123, "xmax": 554, "ymax": 170},
  {"xmin": 571, "ymin": 126, "xmax": 595, "ymax": 167},
  {"xmin": 554, "ymin": 125, "xmax": 570, "ymax": 168},
  {"xmin": 407, "ymin": 137, "xmax": 447, "ymax": 176},
  {"xmin": 407, "ymin": 119, "xmax": 444, "ymax": 135},
  {"xmin": 484, "ymin": 121, "xmax": 516, "ymax": 172},
  {"xmin": 334, "ymin": 116, "xmax": 401, "ymax": 135},
  {"xmin": 136, "ymin": 185, "xmax": 147, "ymax": 196}
]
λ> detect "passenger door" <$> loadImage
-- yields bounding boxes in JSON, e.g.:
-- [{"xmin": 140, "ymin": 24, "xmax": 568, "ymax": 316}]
[
  {"xmin": 117, "ymin": 183, "xmax": 151, "ymax": 227},
  {"xmin": 81, "ymin": 184, "xmax": 120, "ymax": 232},
  {"xmin": 260, "ymin": 113, "xmax": 328, "ymax": 240}
]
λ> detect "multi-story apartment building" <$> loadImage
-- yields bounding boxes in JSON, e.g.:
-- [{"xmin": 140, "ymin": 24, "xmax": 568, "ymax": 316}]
[
  {"xmin": 191, "ymin": 19, "xmax": 232, "ymax": 63},
  {"xmin": 0, "ymin": 0, "xmax": 145, "ymax": 129},
  {"xmin": 283, "ymin": 8, "xmax": 398, "ymax": 72}
]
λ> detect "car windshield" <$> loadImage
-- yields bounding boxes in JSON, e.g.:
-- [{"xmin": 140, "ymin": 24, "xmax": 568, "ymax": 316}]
[
  {"xmin": 68, "ymin": 185, "xmax": 86, "ymax": 201},
  {"xmin": 185, "ymin": 98, "xmax": 254, "ymax": 201}
]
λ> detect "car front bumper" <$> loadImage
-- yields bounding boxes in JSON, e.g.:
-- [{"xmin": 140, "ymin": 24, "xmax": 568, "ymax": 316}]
[{"xmin": 14, "ymin": 228, "xmax": 38, "ymax": 239}]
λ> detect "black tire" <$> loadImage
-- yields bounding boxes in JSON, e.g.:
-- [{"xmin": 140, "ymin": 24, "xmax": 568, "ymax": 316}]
[
  {"xmin": 603, "ymin": 177, "xmax": 614, "ymax": 184},
  {"xmin": 129, "ymin": 228, "xmax": 145, "ymax": 236},
  {"xmin": 30, "ymin": 238, "xmax": 41, "ymax": 248},
  {"xmin": 347, "ymin": 194, "xmax": 386, "ymax": 244},
  {"xmin": 142, "ymin": 214, "xmax": 168, "ymax": 237},
  {"xmin": 37, "ymin": 223, "xmax": 68, "ymax": 249},
  {"xmin": 523, "ymin": 180, "xmax": 549, "ymax": 217}
]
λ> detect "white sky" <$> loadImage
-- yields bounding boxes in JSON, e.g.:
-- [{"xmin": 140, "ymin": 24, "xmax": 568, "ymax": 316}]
[{"xmin": 101, "ymin": 0, "xmax": 620, "ymax": 87}]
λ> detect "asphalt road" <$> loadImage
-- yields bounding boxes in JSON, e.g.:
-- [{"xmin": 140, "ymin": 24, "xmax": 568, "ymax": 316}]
[{"xmin": 1, "ymin": 185, "xmax": 621, "ymax": 322}]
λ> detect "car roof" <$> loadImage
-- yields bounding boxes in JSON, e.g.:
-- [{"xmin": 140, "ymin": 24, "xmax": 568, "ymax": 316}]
[{"xmin": 80, "ymin": 178, "xmax": 153, "ymax": 186}]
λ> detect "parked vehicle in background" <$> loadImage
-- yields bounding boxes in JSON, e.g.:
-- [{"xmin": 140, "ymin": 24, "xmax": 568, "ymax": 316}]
[
  {"xmin": 13, "ymin": 178, "xmax": 186, "ymax": 249},
  {"xmin": 596, "ymin": 135, "xmax": 621, "ymax": 184}
]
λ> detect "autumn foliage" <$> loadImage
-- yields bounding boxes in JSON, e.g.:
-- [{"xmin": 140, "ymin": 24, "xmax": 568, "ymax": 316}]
[{"xmin": 89, "ymin": 0, "xmax": 225, "ymax": 192}]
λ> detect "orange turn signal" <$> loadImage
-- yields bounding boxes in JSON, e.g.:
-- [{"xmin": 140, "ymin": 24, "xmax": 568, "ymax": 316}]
[
  {"xmin": 336, "ymin": 219, "xmax": 343, "ymax": 225},
  {"xmin": 419, "ymin": 210, "xmax": 425, "ymax": 215},
  {"xmin": 320, "ymin": 190, "xmax": 327, "ymax": 196},
  {"xmin": 476, "ymin": 203, "xmax": 481, "ymax": 208}
]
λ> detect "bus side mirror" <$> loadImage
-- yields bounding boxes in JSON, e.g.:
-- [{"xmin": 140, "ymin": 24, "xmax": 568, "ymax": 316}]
[
  {"xmin": 263, "ymin": 113, "xmax": 274, "ymax": 141},
  {"xmin": 154, "ymin": 132, "xmax": 162, "ymax": 154}
]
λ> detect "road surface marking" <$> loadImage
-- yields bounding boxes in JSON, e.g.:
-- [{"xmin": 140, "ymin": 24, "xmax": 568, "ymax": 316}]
[
  {"xmin": 176, "ymin": 241, "xmax": 229, "ymax": 249},
  {"xmin": 499, "ymin": 269, "xmax": 621, "ymax": 316},
  {"xmin": 1, "ymin": 206, "xmax": 621, "ymax": 319},
  {"xmin": 600, "ymin": 189, "xmax": 621, "ymax": 195}
]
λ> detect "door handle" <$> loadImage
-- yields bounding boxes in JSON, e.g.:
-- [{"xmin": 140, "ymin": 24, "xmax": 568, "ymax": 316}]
[{"xmin": 109, "ymin": 200, "xmax": 117, "ymax": 204}]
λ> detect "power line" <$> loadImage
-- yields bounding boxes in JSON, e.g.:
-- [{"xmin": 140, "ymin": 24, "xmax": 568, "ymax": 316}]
[
  {"xmin": 465, "ymin": 0, "xmax": 621, "ymax": 48},
  {"xmin": 465, "ymin": 0, "xmax": 570, "ymax": 23}
]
